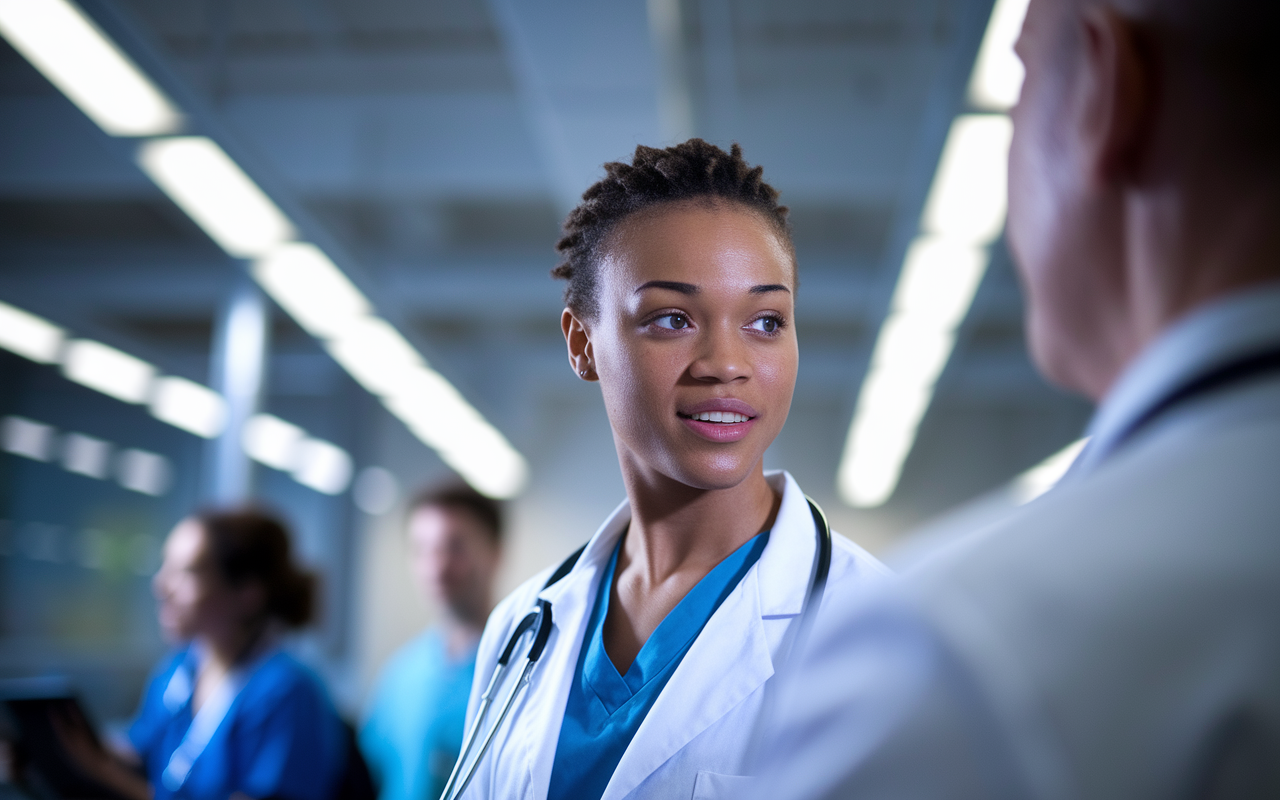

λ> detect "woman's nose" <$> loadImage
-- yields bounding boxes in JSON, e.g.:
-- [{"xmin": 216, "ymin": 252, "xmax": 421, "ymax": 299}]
[{"xmin": 688, "ymin": 324, "xmax": 751, "ymax": 383}]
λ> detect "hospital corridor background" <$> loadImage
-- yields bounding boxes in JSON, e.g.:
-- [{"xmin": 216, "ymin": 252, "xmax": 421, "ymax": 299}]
[{"xmin": 0, "ymin": 0, "xmax": 1090, "ymax": 794}]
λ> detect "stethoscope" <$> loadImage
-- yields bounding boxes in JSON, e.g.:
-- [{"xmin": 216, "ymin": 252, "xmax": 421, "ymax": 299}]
[{"xmin": 439, "ymin": 497, "xmax": 833, "ymax": 800}]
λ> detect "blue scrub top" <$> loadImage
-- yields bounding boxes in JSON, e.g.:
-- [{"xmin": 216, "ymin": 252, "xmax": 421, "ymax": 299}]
[
  {"xmin": 359, "ymin": 629, "xmax": 476, "ymax": 800},
  {"xmin": 548, "ymin": 530, "xmax": 770, "ymax": 800},
  {"xmin": 129, "ymin": 647, "xmax": 346, "ymax": 800}
]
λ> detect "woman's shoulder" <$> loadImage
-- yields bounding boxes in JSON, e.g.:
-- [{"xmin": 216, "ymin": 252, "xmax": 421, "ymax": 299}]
[
  {"xmin": 240, "ymin": 650, "xmax": 336, "ymax": 713},
  {"xmin": 829, "ymin": 530, "xmax": 895, "ymax": 583}
]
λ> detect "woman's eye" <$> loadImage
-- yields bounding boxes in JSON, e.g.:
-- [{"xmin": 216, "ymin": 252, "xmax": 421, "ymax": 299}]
[
  {"xmin": 748, "ymin": 316, "xmax": 782, "ymax": 334},
  {"xmin": 653, "ymin": 313, "xmax": 691, "ymax": 330}
]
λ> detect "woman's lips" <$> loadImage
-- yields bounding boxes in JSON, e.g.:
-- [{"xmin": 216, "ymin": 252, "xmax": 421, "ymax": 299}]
[{"xmin": 677, "ymin": 399, "xmax": 759, "ymax": 443}]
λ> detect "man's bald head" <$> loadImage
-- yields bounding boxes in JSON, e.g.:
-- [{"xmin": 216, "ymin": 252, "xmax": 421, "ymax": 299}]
[
  {"xmin": 1050, "ymin": 0, "xmax": 1280, "ymax": 169},
  {"xmin": 1007, "ymin": 0, "xmax": 1280, "ymax": 399}
]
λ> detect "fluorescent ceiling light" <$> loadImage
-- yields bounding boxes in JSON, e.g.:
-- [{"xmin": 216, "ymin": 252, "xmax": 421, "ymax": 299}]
[
  {"xmin": 0, "ymin": 0, "xmax": 181, "ymax": 136},
  {"xmin": 325, "ymin": 317, "xmax": 425, "ymax": 396},
  {"xmin": 385, "ymin": 374, "xmax": 528, "ymax": 499},
  {"xmin": 62, "ymin": 431, "xmax": 111, "ymax": 479},
  {"xmin": 435, "ymin": 423, "xmax": 529, "ymax": 500},
  {"xmin": 138, "ymin": 137, "xmax": 295, "ymax": 258},
  {"xmin": 62, "ymin": 339, "xmax": 155, "ymax": 404},
  {"xmin": 253, "ymin": 244, "xmax": 372, "ymax": 339},
  {"xmin": 3, "ymin": 415, "xmax": 56, "ymax": 461},
  {"xmin": 890, "ymin": 237, "xmax": 989, "ymax": 330},
  {"xmin": 292, "ymin": 438, "xmax": 353, "ymax": 495},
  {"xmin": 969, "ymin": 0, "xmax": 1031, "ymax": 110},
  {"xmin": 921, "ymin": 115, "xmax": 1014, "ymax": 245},
  {"xmin": 0, "ymin": 301, "xmax": 64, "ymax": 363},
  {"xmin": 242, "ymin": 413, "xmax": 304, "ymax": 471},
  {"xmin": 838, "ymin": 234, "xmax": 994, "ymax": 508},
  {"xmin": 1014, "ymin": 437, "xmax": 1087, "ymax": 503},
  {"xmin": 150, "ymin": 376, "xmax": 227, "ymax": 438},
  {"xmin": 869, "ymin": 315, "xmax": 957, "ymax": 386},
  {"xmin": 837, "ymin": 368, "xmax": 934, "ymax": 508},
  {"xmin": 116, "ymin": 448, "xmax": 171, "ymax": 496}
]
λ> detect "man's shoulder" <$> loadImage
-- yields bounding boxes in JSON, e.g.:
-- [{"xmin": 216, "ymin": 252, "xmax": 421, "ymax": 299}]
[{"xmin": 896, "ymin": 415, "xmax": 1280, "ymax": 696}]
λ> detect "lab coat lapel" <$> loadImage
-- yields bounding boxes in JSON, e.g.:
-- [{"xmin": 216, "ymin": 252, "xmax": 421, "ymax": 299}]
[
  {"xmin": 519, "ymin": 500, "xmax": 631, "ymax": 800},
  {"xmin": 601, "ymin": 567, "xmax": 774, "ymax": 800},
  {"xmin": 598, "ymin": 470, "xmax": 815, "ymax": 800}
]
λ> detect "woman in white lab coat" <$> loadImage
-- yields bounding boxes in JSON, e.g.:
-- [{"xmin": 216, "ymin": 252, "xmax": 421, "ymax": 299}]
[{"xmin": 456, "ymin": 140, "xmax": 888, "ymax": 800}]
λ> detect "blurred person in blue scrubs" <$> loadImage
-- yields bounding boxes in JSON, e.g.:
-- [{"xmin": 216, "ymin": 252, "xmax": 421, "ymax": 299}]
[
  {"xmin": 59, "ymin": 508, "xmax": 346, "ymax": 800},
  {"xmin": 755, "ymin": 0, "xmax": 1280, "ymax": 797},
  {"xmin": 359, "ymin": 483, "xmax": 502, "ymax": 800}
]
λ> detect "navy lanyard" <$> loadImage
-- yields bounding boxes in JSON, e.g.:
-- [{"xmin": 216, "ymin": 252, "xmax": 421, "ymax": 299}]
[{"xmin": 1113, "ymin": 346, "xmax": 1280, "ymax": 451}]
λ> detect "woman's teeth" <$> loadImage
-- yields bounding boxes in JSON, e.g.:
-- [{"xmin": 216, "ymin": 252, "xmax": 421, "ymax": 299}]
[{"xmin": 691, "ymin": 411, "xmax": 750, "ymax": 423}]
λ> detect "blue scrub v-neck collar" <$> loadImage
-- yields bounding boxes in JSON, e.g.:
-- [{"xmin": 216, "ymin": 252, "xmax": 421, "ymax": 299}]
[{"xmin": 581, "ymin": 530, "xmax": 770, "ymax": 716}]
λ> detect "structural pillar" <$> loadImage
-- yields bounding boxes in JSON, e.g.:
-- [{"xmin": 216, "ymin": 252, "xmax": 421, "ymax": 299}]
[{"xmin": 204, "ymin": 275, "xmax": 270, "ymax": 505}]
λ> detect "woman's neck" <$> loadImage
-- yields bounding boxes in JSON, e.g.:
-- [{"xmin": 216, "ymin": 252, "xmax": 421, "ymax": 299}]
[
  {"xmin": 439, "ymin": 599, "xmax": 489, "ymax": 660},
  {"xmin": 198, "ymin": 620, "xmax": 266, "ymax": 676},
  {"xmin": 621, "ymin": 464, "xmax": 780, "ymax": 583}
]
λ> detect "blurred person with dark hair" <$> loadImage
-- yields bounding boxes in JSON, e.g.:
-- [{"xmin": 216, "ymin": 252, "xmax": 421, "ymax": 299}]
[
  {"xmin": 58, "ymin": 508, "xmax": 347, "ymax": 800},
  {"xmin": 358, "ymin": 482, "xmax": 502, "ymax": 800},
  {"xmin": 755, "ymin": 0, "xmax": 1280, "ymax": 797}
]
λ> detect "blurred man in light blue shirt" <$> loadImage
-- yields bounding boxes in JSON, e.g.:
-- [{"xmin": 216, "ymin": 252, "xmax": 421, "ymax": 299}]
[{"xmin": 360, "ymin": 483, "xmax": 502, "ymax": 800}]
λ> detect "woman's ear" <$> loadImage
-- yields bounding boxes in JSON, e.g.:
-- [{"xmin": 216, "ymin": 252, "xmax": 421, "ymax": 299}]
[{"xmin": 562, "ymin": 308, "xmax": 597, "ymax": 381}]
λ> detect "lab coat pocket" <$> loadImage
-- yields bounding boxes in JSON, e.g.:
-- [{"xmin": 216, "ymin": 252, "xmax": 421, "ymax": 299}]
[{"xmin": 692, "ymin": 770, "xmax": 754, "ymax": 799}]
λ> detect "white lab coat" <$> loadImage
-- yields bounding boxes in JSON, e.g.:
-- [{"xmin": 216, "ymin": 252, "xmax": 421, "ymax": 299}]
[
  {"xmin": 461, "ymin": 470, "xmax": 888, "ymax": 800},
  {"xmin": 756, "ymin": 283, "xmax": 1280, "ymax": 799}
]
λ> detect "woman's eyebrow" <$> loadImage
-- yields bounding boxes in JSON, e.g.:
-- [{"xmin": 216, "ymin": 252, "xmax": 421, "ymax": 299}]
[
  {"xmin": 635, "ymin": 280, "xmax": 698, "ymax": 294},
  {"xmin": 751, "ymin": 284, "xmax": 791, "ymax": 294}
]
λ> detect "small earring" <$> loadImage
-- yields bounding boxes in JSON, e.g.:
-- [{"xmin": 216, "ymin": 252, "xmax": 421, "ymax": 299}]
[{"xmin": 579, "ymin": 369, "xmax": 588, "ymax": 377}]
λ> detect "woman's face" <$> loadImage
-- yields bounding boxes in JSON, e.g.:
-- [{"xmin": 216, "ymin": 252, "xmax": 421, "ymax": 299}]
[
  {"xmin": 152, "ymin": 519, "xmax": 253, "ymax": 643},
  {"xmin": 570, "ymin": 201, "xmax": 798, "ymax": 490}
]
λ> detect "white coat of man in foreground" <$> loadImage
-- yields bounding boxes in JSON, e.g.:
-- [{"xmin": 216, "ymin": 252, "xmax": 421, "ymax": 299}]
[{"xmin": 757, "ymin": 0, "xmax": 1280, "ymax": 796}]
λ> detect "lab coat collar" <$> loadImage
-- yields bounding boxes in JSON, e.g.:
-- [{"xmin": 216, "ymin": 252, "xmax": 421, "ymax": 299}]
[
  {"xmin": 756, "ymin": 470, "xmax": 819, "ymax": 618},
  {"xmin": 537, "ymin": 470, "xmax": 815, "ymax": 618},
  {"xmin": 1072, "ymin": 280, "xmax": 1280, "ymax": 477}
]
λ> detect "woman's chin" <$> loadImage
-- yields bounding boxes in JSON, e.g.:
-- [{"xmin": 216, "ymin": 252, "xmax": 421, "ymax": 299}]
[{"xmin": 664, "ymin": 452, "xmax": 763, "ymax": 492}]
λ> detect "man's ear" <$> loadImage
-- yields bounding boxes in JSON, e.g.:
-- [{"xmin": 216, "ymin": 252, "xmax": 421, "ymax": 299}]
[
  {"xmin": 562, "ymin": 308, "xmax": 597, "ymax": 381},
  {"xmin": 1078, "ymin": 5, "xmax": 1152, "ymax": 184}
]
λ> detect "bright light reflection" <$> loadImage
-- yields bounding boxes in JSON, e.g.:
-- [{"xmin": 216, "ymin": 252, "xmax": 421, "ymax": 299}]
[
  {"xmin": 253, "ymin": 244, "xmax": 371, "ymax": 339},
  {"xmin": 354, "ymin": 466, "xmax": 399, "ymax": 515},
  {"xmin": 1014, "ymin": 437, "xmax": 1088, "ymax": 503},
  {"xmin": 0, "ymin": 0, "xmax": 181, "ymax": 135},
  {"xmin": 138, "ymin": 137, "xmax": 295, "ymax": 258},
  {"xmin": 150, "ymin": 376, "xmax": 227, "ymax": 438},
  {"xmin": 0, "ymin": 301, "xmax": 64, "ymax": 363},
  {"xmin": 969, "ymin": 0, "xmax": 1031, "ymax": 110},
  {"xmin": 62, "ymin": 339, "xmax": 155, "ymax": 404}
]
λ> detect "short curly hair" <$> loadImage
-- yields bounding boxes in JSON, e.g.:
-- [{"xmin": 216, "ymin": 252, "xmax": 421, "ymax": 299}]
[{"xmin": 552, "ymin": 139, "xmax": 793, "ymax": 318}]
